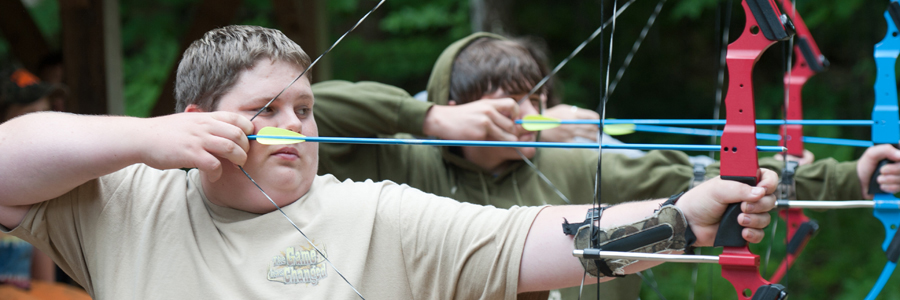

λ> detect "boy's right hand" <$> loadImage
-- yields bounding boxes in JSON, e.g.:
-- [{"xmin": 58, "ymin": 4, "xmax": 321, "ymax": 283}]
[
  {"xmin": 423, "ymin": 98, "xmax": 520, "ymax": 141},
  {"xmin": 137, "ymin": 112, "xmax": 253, "ymax": 181},
  {"xmin": 858, "ymin": 144, "xmax": 900, "ymax": 198}
]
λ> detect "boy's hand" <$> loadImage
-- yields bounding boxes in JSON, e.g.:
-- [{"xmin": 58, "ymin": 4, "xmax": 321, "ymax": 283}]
[
  {"xmin": 423, "ymin": 98, "xmax": 520, "ymax": 141},
  {"xmin": 540, "ymin": 104, "xmax": 600, "ymax": 143},
  {"xmin": 137, "ymin": 112, "xmax": 253, "ymax": 181},
  {"xmin": 675, "ymin": 169, "xmax": 778, "ymax": 246},
  {"xmin": 858, "ymin": 144, "xmax": 900, "ymax": 198}
]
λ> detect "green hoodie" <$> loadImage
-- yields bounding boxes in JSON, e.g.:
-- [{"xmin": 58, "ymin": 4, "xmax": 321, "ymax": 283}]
[{"xmin": 312, "ymin": 32, "xmax": 864, "ymax": 299}]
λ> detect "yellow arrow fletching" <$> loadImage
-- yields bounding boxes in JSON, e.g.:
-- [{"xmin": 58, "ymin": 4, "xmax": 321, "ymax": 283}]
[
  {"xmin": 602, "ymin": 123, "xmax": 636, "ymax": 136},
  {"xmin": 521, "ymin": 114, "xmax": 562, "ymax": 131},
  {"xmin": 256, "ymin": 127, "xmax": 306, "ymax": 145}
]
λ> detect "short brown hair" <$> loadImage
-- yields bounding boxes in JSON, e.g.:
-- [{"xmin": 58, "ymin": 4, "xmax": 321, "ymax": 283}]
[
  {"xmin": 175, "ymin": 25, "xmax": 311, "ymax": 112},
  {"xmin": 449, "ymin": 37, "xmax": 547, "ymax": 105}
]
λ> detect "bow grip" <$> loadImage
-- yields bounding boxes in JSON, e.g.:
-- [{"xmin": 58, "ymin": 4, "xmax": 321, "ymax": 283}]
[
  {"xmin": 887, "ymin": 226, "xmax": 900, "ymax": 263},
  {"xmin": 714, "ymin": 176, "xmax": 758, "ymax": 247},
  {"xmin": 751, "ymin": 284, "xmax": 788, "ymax": 300}
]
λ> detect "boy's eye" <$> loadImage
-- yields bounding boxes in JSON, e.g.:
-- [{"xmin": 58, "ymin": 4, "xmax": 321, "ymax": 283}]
[
  {"xmin": 297, "ymin": 108, "xmax": 311, "ymax": 117},
  {"xmin": 254, "ymin": 107, "xmax": 274, "ymax": 114}
]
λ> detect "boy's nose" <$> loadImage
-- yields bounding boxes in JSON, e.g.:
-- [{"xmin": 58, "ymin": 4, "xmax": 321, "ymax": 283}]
[{"xmin": 281, "ymin": 113, "xmax": 303, "ymax": 133}]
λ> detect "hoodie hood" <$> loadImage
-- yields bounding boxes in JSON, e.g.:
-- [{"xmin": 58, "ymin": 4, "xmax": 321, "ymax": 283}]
[
  {"xmin": 425, "ymin": 32, "xmax": 508, "ymax": 106},
  {"xmin": 423, "ymin": 32, "xmax": 529, "ymax": 178}
]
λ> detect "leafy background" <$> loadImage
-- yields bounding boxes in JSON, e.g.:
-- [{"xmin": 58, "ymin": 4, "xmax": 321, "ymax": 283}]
[{"xmin": 0, "ymin": 0, "xmax": 895, "ymax": 298}]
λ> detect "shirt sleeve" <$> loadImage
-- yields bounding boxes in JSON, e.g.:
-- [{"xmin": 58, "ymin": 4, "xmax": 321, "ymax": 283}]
[
  {"xmin": 312, "ymin": 80, "xmax": 433, "ymax": 138},
  {"xmin": 5, "ymin": 164, "xmax": 185, "ymax": 295},
  {"xmin": 599, "ymin": 150, "xmax": 694, "ymax": 203},
  {"xmin": 705, "ymin": 157, "xmax": 863, "ymax": 200}
]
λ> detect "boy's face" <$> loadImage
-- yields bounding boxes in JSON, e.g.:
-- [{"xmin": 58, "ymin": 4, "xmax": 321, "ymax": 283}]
[
  {"xmin": 197, "ymin": 58, "xmax": 318, "ymax": 213},
  {"xmin": 461, "ymin": 88, "xmax": 546, "ymax": 166}
]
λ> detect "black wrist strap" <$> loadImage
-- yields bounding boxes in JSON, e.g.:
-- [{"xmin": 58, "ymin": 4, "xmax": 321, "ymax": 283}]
[
  {"xmin": 562, "ymin": 206, "xmax": 604, "ymax": 236},
  {"xmin": 660, "ymin": 192, "xmax": 698, "ymax": 254}
]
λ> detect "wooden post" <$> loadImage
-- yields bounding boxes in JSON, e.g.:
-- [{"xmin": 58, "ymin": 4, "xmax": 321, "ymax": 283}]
[
  {"xmin": 150, "ymin": 0, "xmax": 242, "ymax": 117},
  {"xmin": 60, "ymin": 0, "xmax": 109, "ymax": 115},
  {"xmin": 272, "ymin": 0, "xmax": 330, "ymax": 82},
  {"xmin": 103, "ymin": 0, "xmax": 124, "ymax": 115}
]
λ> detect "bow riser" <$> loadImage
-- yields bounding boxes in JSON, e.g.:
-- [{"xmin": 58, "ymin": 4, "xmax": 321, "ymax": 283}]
[
  {"xmin": 720, "ymin": 0, "xmax": 791, "ymax": 182},
  {"xmin": 865, "ymin": 2, "xmax": 900, "ymax": 299},
  {"xmin": 718, "ymin": 0, "xmax": 793, "ymax": 299}
]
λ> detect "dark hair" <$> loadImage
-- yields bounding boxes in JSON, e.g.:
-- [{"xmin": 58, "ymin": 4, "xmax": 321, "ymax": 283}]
[{"xmin": 449, "ymin": 38, "xmax": 547, "ymax": 104}]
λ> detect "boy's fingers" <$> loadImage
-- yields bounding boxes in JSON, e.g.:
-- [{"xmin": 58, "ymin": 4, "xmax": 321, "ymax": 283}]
[
  {"xmin": 204, "ymin": 136, "xmax": 248, "ymax": 167},
  {"xmin": 879, "ymin": 174, "xmax": 900, "ymax": 184},
  {"xmin": 880, "ymin": 163, "xmax": 900, "ymax": 176},
  {"xmin": 739, "ymin": 212, "xmax": 771, "ymax": 229},
  {"xmin": 742, "ymin": 228, "xmax": 765, "ymax": 244},
  {"xmin": 491, "ymin": 98, "xmax": 520, "ymax": 119},
  {"xmin": 486, "ymin": 100, "xmax": 519, "ymax": 141},
  {"xmin": 742, "ymin": 194, "xmax": 776, "ymax": 214},
  {"xmin": 211, "ymin": 111, "xmax": 255, "ymax": 135},
  {"xmin": 194, "ymin": 153, "xmax": 223, "ymax": 182},
  {"xmin": 880, "ymin": 184, "xmax": 900, "ymax": 193},
  {"xmin": 758, "ymin": 169, "xmax": 779, "ymax": 193},
  {"xmin": 487, "ymin": 124, "xmax": 517, "ymax": 142},
  {"xmin": 709, "ymin": 181, "xmax": 764, "ymax": 206}
]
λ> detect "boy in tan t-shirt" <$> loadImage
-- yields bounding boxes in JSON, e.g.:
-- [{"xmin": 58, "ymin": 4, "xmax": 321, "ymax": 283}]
[{"xmin": 0, "ymin": 25, "xmax": 779, "ymax": 299}]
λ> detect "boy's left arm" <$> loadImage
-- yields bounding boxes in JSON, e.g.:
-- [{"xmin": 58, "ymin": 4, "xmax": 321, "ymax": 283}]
[
  {"xmin": 703, "ymin": 144, "xmax": 900, "ymax": 201},
  {"xmin": 517, "ymin": 169, "xmax": 778, "ymax": 293}
]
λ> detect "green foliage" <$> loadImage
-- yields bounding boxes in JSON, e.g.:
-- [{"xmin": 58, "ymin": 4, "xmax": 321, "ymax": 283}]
[
  {"xmin": 329, "ymin": 0, "xmax": 470, "ymax": 91},
  {"xmin": 670, "ymin": 0, "xmax": 722, "ymax": 20},
  {"xmin": 119, "ymin": 0, "xmax": 193, "ymax": 117},
  {"xmin": 26, "ymin": 0, "xmax": 60, "ymax": 48},
  {"xmin": 380, "ymin": 4, "xmax": 465, "ymax": 34}
]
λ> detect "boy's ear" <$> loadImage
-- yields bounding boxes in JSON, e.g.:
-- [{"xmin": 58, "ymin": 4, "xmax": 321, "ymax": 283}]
[{"xmin": 184, "ymin": 104, "xmax": 207, "ymax": 113}]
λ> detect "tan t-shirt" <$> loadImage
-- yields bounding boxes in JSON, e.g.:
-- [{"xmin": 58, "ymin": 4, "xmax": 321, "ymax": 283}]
[{"xmin": 5, "ymin": 164, "xmax": 542, "ymax": 299}]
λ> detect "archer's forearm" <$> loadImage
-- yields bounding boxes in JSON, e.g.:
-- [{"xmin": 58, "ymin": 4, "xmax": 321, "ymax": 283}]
[
  {"xmin": 0, "ymin": 112, "xmax": 144, "ymax": 206},
  {"xmin": 517, "ymin": 200, "xmax": 667, "ymax": 293}
]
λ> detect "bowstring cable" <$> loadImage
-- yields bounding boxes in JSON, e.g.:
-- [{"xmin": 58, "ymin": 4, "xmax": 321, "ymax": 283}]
[
  {"xmin": 777, "ymin": 0, "xmax": 799, "ymax": 287},
  {"xmin": 513, "ymin": 0, "xmax": 636, "ymax": 208},
  {"xmin": 606, "ymin": 0, "xmax": 667, "ymax": 98},
  {"xmin": 237, "ymin": 1, "xmax": 386, "ymax": 298},
  {"xmin": 518, "ymin": 0, "xmax": 636, "ymax": 106},
  {"xmin": 595, "ymin": 0, "xmax": 617, "ymax": 298},
  {"xmin": 250, "ymin": 0, "xmax": 386, "ymax": 121}
]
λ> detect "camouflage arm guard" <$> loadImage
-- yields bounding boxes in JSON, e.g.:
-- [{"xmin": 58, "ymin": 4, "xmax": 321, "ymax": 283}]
[{"xmin": 573, "ymin": 203, "xmax": 694, "ymax": 278}]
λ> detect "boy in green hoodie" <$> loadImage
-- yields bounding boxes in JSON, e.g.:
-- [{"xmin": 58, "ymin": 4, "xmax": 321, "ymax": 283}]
[{"xmin": 312, "ymin": 32, "xmax": 900, "ymax": 299}]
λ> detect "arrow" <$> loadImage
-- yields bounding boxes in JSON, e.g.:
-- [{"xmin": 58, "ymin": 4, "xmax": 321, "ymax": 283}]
[{"xmin": 249, "ymin": 127, "xmax": 787, "ymax": 152}]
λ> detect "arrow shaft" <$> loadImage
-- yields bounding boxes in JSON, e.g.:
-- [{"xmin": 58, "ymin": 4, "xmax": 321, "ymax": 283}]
[
  {"xmin": 517, "ymin": 119, "xmax": 879, "ymax": 126},
  {"xmin": 249, "ymin": 135, "xmax": 786, "ymax": 152}
]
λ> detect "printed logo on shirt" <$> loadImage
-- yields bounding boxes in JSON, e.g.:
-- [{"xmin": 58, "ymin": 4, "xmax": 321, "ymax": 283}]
[{"xmin": 267, "ymin": 244, "xmax": 329, "ymax": 285}]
